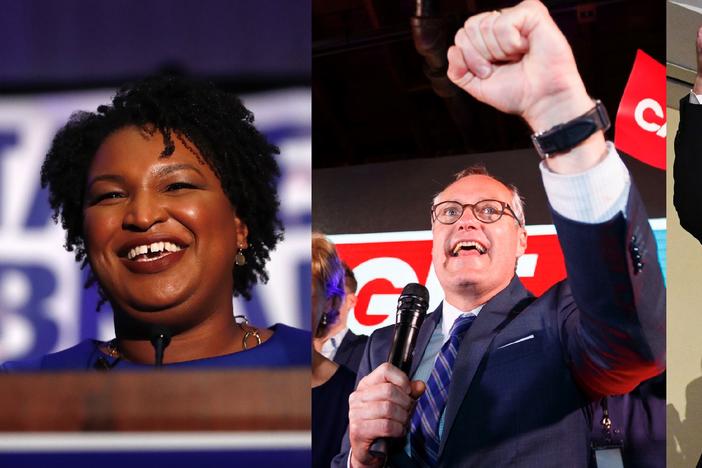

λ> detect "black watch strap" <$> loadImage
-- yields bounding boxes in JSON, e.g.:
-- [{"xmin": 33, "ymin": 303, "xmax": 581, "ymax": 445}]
[{"xmin": 531, "ymin": 100, "xmax": 610, "ymax": 159}]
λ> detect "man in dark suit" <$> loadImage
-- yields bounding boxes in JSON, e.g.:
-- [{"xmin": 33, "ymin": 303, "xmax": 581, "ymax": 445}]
[
  {"xmin": 674, "ymin": 25, "xmax": 702, "ymax": 242},
  {"xmin": 317, "ymin": 264, "xmax": 369, "ymax": 373},
  {"xmin": 334, "ymin": 1, "xmax": 665, "ymax": 467}
]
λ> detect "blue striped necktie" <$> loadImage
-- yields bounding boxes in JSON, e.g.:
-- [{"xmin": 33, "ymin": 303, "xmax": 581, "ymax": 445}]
[{"xmin": 410, "ymin": 313, "xmax": 477, "ymax": 466}]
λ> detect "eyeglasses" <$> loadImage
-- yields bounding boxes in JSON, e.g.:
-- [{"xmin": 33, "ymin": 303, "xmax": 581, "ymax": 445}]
[{"xmin": 431, "ymin": 199, "xmax": 522, "ymax": 226}]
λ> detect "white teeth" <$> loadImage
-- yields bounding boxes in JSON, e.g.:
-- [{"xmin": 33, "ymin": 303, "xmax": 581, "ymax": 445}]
[
  {"xmin": 452, "ymin": 241, "xmax": 487, "ymax": 256},
  {"xmin": 126, "ymin": 241, "xmax": 183, "ymax": 260},
  {"xmin": 164, "ymin": 242, "xmax": 180, "ymax": 253}
]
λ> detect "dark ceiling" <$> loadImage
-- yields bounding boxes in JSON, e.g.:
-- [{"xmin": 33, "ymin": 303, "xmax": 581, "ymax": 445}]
[{"xmin": 312, "ymin": 0, "xmax": 666, "ymax": 168}]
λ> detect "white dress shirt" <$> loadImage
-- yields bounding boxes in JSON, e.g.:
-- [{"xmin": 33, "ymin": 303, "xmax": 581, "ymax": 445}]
[{"xmin": 321, "ymin": 328, "xmax": 349, "ymax": 361}]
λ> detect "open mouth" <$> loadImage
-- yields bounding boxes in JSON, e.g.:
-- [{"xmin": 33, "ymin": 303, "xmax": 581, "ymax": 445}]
[
  {"xmin": 451, "ymin": 241, "xmax": 487, "ymax": 256},
  {"xmin": 126, "ymin": 241, "xmax": 184, "ymax": 262}
]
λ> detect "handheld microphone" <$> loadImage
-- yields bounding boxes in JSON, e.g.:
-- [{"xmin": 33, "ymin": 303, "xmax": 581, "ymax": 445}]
[
  {"xmin": 369, "ymin": 283, "xmax": 430, "ymax": 459},
  {"xmin": 149, "ymin": 327, "xmax": 172, "ymax": 367}
]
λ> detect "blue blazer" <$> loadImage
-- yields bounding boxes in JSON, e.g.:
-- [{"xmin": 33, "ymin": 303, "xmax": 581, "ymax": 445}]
[{"xmin": 333, "ymin": 186, "xmax": 665, "ymax": 467}]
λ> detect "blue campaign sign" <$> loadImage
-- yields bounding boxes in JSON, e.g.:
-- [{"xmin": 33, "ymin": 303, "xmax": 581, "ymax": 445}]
[
  {"xmin": 0, "ymin": 88, "xmax": 311, "ymax": 363},
  {"xmin": 0, "ymin": 131, "xmax": 19, "ymax": 227},
  {"xmin": 0, "ymin": 264, "xmax": 59, "ymax": 358}
]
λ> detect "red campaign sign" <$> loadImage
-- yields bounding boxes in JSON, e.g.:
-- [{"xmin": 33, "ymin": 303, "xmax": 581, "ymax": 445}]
[
  {"xmin": 614, "ymin": 50, "xmax": 666, "ymax": 170},
  {"xmin": 335, "ymin": 230, "xmax": 566, "ymax": 333},
  {"xmin": 336, "ymin": 241, "xmax": 432, "ymax": 327}
]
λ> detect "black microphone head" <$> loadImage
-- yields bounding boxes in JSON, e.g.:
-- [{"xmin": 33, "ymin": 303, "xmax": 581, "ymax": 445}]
[
  {"xmin": 400, "ymin": 283, "xmax": 429, "ymax": 301},
  {"xmin": 396, "ymin": 283, "xmax": 430, "ymax": 324}
]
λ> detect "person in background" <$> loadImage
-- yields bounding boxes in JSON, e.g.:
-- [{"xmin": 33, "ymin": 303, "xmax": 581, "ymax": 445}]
[
  {"xmin": 312, "ymin": 233, "xmax": 357, "ymax": 468},
  {"xmin": 315, "ymin": 263, "xmax": 368, "ymax": 373}
]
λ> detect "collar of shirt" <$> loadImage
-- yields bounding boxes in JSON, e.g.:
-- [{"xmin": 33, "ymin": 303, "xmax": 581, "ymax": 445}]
[
  {"xmin": 440, "ymin": 300, "xmax": 483, "ymax": 343},
  {"xmin": 320, "ymin": 327, "xmax": 349, "ymax": 360}
]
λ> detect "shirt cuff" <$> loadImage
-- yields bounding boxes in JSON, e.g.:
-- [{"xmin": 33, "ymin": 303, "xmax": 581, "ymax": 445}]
[
  {"xmin": 539, "ymin": 142, "xmax": 630, "ymax": 223},
  {"xmin": 691, "ymin": 90, "xmax": 702, "ymax": 105}
]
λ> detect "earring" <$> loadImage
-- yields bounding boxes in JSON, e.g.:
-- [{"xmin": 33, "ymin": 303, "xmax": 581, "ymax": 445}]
[
  {"xmin": 235, "ymin": 245, "xmax": 246, "ymax": 266},
  {"xmin": 320, "ymin": 312, "xmax": 328, "ymax": 327}
]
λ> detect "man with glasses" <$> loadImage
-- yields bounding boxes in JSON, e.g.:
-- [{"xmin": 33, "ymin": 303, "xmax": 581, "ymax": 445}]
[{"xmin": 334, "ymin": 1, "xmax": 664, "ymax": 467}]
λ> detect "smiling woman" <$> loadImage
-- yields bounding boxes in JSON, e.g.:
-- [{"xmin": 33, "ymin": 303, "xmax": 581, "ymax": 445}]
[{"xmin": 2, "ymin": 75, "xmax": 310, "ymax": 370}]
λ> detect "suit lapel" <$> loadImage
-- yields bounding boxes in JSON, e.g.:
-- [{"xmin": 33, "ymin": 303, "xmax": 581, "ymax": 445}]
[
  {"xmin": 438, "ymin": 277, "xmax": 533, "ymax": 455},
  {"xmin": 409, "ymin": 304, "xmax": 442, "ymax": 377}
]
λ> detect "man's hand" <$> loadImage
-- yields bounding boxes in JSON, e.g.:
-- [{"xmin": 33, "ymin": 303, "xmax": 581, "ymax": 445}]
[
  {"xmin": 694, "ymin": 25, "xmax": 702, "ymax": 95},
  {"xmin": 348, "ymin": 363, "xmax": 425, "ymax": 468},
  {"xmin": 447, "ymin": 0, "xmax": 606, "ymax": 173}
]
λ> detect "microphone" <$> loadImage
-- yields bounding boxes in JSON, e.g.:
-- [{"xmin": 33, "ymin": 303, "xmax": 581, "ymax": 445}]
[
  {"xmin": 149, "ymin": 326, "xmax": 172, "ymax": 367},
  {"xmin": 369, "ymin": 283, "xmax": 430, "ymax": 459}
]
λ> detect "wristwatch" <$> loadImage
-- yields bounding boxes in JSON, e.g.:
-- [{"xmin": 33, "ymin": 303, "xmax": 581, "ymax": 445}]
[{"xmin": 530, "ymin": 100, "xmax": 610, "ymax": 159}]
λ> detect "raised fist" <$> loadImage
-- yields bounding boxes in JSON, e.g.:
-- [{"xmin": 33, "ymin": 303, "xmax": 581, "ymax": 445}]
[{"xmin": 447, "ymin": 0, "xmax": 593, "ymax": 133}]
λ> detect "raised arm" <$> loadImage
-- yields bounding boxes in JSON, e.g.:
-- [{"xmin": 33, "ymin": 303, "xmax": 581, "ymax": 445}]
[{"xmin": 447, "ymin": 0, "xmax": 664, "ymax": 396}]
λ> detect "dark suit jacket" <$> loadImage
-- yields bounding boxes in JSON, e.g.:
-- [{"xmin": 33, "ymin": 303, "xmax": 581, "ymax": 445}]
[
  {"xmin": 332, "ymin": 186, "xmax": 665, "ymax": 468},
  {"xmin": 333, "ymin": 330, "xmax": 368, "ymax": 374},
  {"xmin": 674, "ymin": 96, "xmax": 702, "ymax": 242}
]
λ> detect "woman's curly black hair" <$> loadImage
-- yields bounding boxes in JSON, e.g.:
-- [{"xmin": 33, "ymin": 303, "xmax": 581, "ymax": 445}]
[{"xmin": 40, "ymin": 75, "xmax": 283, "ymax": 300}]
